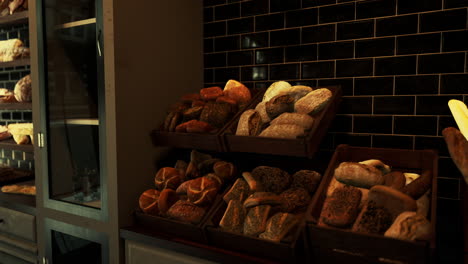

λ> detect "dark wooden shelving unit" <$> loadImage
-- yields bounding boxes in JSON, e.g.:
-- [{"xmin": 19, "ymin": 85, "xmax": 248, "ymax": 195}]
[
  {"xmin": 0, "ymin": 102, "xmax": 32, "ymax": 110},
  {"xmin": 0, "ymin": 11, "xmax": 28, "ymax": 26},
  {"xmin": 0, "ymin": 58, "xmax": 30, "ymax": 69},
  {"xmin": 0, "ymin": 139, "xmax": 33, "ymax": 152}
]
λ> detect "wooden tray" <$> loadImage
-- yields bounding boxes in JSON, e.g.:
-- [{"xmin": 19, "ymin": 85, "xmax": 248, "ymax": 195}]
[
  {"xmin": 223, "ymin": 86, "xmax": 342, "ymax": 158},
  {"xmin": 151, "ymin": 88, "xmax": 264, "ymax": 152},
  {"xmin": 306, "ymin": 144, "xmax": 438, "ymax": 264},
  {"xmin": 203, "ymin": 156, "xmax": 330, "ymax": 263}
]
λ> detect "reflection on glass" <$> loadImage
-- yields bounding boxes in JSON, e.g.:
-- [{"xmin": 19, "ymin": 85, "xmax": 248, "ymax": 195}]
[
  {"xmin": 52, "ymin": 230, "xmax": 101, "ymax": 264},
  {"xmin": 43, "ymin": 0, "xmax": 102, "ymax": 209}
]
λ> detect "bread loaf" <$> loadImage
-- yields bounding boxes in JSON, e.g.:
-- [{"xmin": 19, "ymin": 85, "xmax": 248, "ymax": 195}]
[
  {"xmin": 223, "ymin": 178, "xmax": 250, "ymax": 203},
  {"xmin": 200, "ymin": 101, "xmax": 234, "ymax": 128},
  {"xmin": 416, "ymin": 191, "xmax": 430, "ymax": 217},
  {"xmin": 216, "ymin": 96, "xmax": 237, "ymax": 106},
  {"xmin": 352, "ymin": 201, "xmax": 393, "ymax": 234},
  {"xmin": 235, "ymin": 109, "xmax": 262, "ymax": 136},
  {"xmin": 1, "ymin": 184, "xmax": 35, "ymax": 195},
  {"xmin": 200, "ymin": 86, "xmax": 223, "ymax": 101},
  {"xmin": 443, "ymin": 127, "xmax": 468, "ymax": 184},
  {"xmin": 368, "ymin": 185, "xmax": 417, "ymax": 219},
  {"xmin": 182, "ymin": 106, "xmax": 204, "ymax": 122},
  {"xmin": 243, "ymin": 192, "xmax": 283, "ymax": 208},
  {"xmin": 358, "ymin": 159, "xmax": 391, "ymax": 175},
  {"xmin": 13, "ymin": 134, "xmax": 29, "ymax": 144},
  {"xmin": 262, "ymin": 81, "xmax": 292, "ymax": 102},
  {"xmin": 0, "ymin": 88, "xmax": 17, "ymax": 103},
  {"xmin": 154, "ymin": 167, "xmax": 182, "ymax": 190},
  {"xmin": 265, "ymin": 94, "xmax": 294, "ymax": 119},
  {"xmin": 383, "ymin": 171, "xmax": 406, "ymax": 191},
  {"xmin": 166, "ymin": 200, "xmax": 206, "ymax": 224},
  {"xmin": 242, "ymin": 172, "xmax": 263, "ymax": 192},
  {"xmin": 223, "ymin": 80, "xmax": 251, "ymax": 105},
  {"xmin": 0, "ymin": 39, "xmax": 26, "ymax": 62},
  {"xmin": 139, "ymin": 189, "xmax": 161, "ymax": 215},
  {"xmin": 402, "ymin": 170, "xmax": 432, "ymax": 200},
  {"xmin": 286, "ymin": 85, "xmax": 313, "ymax": 101},
  {"xmin": 259, "ymin": 124, "xmax": 305, "ymax": 139},
  {"xmin": 320, "ymin": 185, "xmax": 362, "ymax": 227},
  {"xmin": 334, "ymin": 162, "xmax": 385, "ymax": 189},
  {"xmin": 243, "ymin": 205, "xmax": 271, "ymax": 236},
  {"xmin": 384, "ymin": 211, "xmax": 431, "ymax": 241},
  {"xmin": 175, "ymin": 180, "xmax": 192, "ymax": 195},
  {"xmin": 8, "ymin": 0, "xmax": 23, "ymax": 14},
  {"xmin": 219, "ymin": 199, "xmax": 246, "ymax": 233},
  {"xmin": 13, "ymin": 74, "xmax": 31, "ymax": 102},
  {"xmin": 259, "ymin": 212, "xmax": 299, "ymax": 242},
  {"xmin": 255, "ymin": 101, "xmax": 270, "ymax": 123},
  {"xmin": 294, "ymin": 88, "xmax": 332, "ymax": 115},
  {"xmin": 0, "ymin": 125, "xmax": 11, "ymax": 141},
  {"xmin": 213, "ymin": 161, "xmax": 236, "ymax": 182},
  {"xmin": 270, "ymin": 112, "xmax": 314, "ymax": 130}
]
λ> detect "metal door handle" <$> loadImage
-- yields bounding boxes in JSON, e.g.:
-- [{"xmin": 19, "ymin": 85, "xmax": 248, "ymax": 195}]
[{"xmin": 97, "ymin": 30, "xmax": 102, "ymax": 57}]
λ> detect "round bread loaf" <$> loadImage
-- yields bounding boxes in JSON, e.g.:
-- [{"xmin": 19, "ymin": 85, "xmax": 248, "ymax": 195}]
[
  {"xmin": 291, "ymin": 170, "xmax": 322, "ymax": 194},
  {"xmin": 286, "ymin": 85, "xmax": 313, "ymax": 102},
  {"xmin": 262, "ymin": 81, "xmax": 292, "ymax": 102},
  {"xmin": 187, "ymin": 176, "xmax": 220, "ymax": 206},
  {"xmin": 334, "ymin": 162, "xmax": 385, "ymax": 189},
  {"xmin": 223, "ymin": 79, "xmax": 251, "ymax": 104},
  {"xmin": 236, "ymin": 109, "xmax": 262, "ymax": 136},
  {"xmin": 280, "ymin": 187, "xmax": 311, "ymax": 213},
  {"xmin": 384, "ymin": 211, "xmax": 431, "ymax": 241},
  {"xmin": 166, "ymin": 200, "xmax": 207, "ymax": 224},
  {"xmin": 158, "ymin": 189, "xmax": 179, "ymax": 215},
  {"xmin": 154, "ymin": 167, "xmax": 182, "ymax": 190},
  {"xmin": 139, "ymin": 189, "xmax": 161, "ymax": 215},
  {"xmin": 294, "ymin": 88, "xmax": 332, "ymax": 115},
  {"xmin": 252, "ymin": 166, "xmax": 291, "ymax": 194}
]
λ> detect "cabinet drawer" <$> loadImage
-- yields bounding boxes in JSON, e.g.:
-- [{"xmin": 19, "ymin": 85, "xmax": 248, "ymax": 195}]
[{"xmin": 0, "ymin": 207, "xmax": 35, "ymax": 242}]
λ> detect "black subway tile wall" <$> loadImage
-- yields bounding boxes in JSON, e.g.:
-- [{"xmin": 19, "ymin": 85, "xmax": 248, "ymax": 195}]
[{"xmin": 204, "ymin": 0, "xmax": 468, "ymax": 207}]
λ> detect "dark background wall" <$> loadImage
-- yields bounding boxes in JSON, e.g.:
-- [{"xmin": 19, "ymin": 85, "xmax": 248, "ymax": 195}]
[{"xmin": 203, "ymin": 0, "xmax": 467, "ymax": 263}]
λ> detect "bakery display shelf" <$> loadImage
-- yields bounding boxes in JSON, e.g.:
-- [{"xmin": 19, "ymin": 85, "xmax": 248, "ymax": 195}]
[
  {"xmin": 0, "ymin": 11, "xmax": 28, "ymax": 26},
  {"xmin": 0, "ymin": 58, "xmax": 30, "ymax": 69},
  {"xmin": 0, "ymin": 139, "xmax": 33, "ymax": 152},
  {"xmin": 203, "ymin": 154, "xmax": 330, "ymax": 264},
  {"xmin": 223, "ymin": 85, "xmax": 342, "ymax": 158},
  {"xmin": 0, "ymin": 102, "xmax": 32, "ymax": 110},
  {"xmin": 306, "ymin": 145, "xmax": 438, "ymax": 264},
  {"xmin": 0, "ymin": 180, "xmax": 35, "ymax": 215},
  {"xmin": 150, "ymin": 88, "xmax": 265, "ymax": 152},
  {"xmin": 121, "ymin": 225, "xmax": 280, "ymax": 264}
]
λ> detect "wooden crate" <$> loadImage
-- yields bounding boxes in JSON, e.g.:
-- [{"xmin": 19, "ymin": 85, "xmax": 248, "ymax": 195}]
[
  {"xmin": 306, "ymin": 144, "xmax": 438, "ymax": 264},
  {"xmin": 223, "ymin": 86, "xmax": 342, "ymax": 158}
]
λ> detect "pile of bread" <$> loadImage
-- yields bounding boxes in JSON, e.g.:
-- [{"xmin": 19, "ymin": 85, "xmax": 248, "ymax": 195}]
[
  {"xmin": 139, "ymin": 150, "xmax": 236, "ymax": 224},
  {"xmin": 0, "ymin": 123, "xmax": 33, "ymax": 144},
  {"xmin": 236, "ymin": 81, "xmax": 332, "ymax": 139},
  {"xmin": 218, "ymin": 166, "xmax": 321, "ymax": 243},
  {"xmin": 0, "ymin": 39, "xmax": 29, "ymax": 63},
  {"xmin": 161, "ymin": 80, "xmax": 252, "ymax": 133},
  {"xmin": 0, "ymin": 74, "xmax": 32, "ymax": 103},
  {"xmin": 318, "ymin": 159, "xmax": 432, "ymax": 241},
  {"xmin": 0, "ymin": 0, "xmax": 28, "ymax": 17}
]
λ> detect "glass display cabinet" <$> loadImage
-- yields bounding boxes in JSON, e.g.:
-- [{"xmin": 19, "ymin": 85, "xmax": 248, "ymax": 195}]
[{"xmin": 37, "ymin": 0, "xmax": 106, "ymax": 219}]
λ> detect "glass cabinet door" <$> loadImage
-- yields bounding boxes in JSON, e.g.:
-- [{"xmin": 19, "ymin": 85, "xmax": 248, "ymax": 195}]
[{"xmin": 39, "ymin": 0, "xmax": 105, "ymax": 212}]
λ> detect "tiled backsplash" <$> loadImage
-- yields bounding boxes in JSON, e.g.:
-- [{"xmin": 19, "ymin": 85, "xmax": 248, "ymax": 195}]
[
  {"xmin": 0, "ymin": 23, "xmax": 33, "ymax": 170},
  {"xmin": 203, "ymin": 0, "xmax": 468, "ymax": 200}
]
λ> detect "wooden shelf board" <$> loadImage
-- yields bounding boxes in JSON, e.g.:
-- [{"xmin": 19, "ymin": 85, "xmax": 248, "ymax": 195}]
[
  {"xmin": 0, "ymin": 102, "xmax": 31, "ymax": 110},
  {"xmin": 0, "ymin": 139, "xmax": 33, "ymax": 152},
  {"xmin": 0, "ymin": 58, "xmax": 30, "ymax": 69},
  {"xmin": 0, "ymin": 11, "xmax": 28, "ymax": 26},
  {"xmin": 0, "ymin": 180, "xmax": 35, "ymax": 215}
]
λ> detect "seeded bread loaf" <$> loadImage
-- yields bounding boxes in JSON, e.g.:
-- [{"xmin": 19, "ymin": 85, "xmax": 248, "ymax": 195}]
[
  {"xmin": 294, "ymin": 88, "xmax": 332, "ymax": 115},
  {"xmin": 235, "ymin": 109, "xmax": 262, "ymax": 136},
  {"xmin": 270, "ymin": 112, "xmax": 314, "ymax": 130},
  {"xmin": 259, "ymin": 124, "xmax": 305, "ymax": 139}
]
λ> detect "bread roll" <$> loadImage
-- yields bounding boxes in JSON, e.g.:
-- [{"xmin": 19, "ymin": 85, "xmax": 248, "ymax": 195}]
[
  {"xmin": 220, "ymin": 199, "xmax": 246, "ymax": 233},
  {"xmin": 139, "ymin": 189, "xmax": 161, "ymax": 215},
  {"xmin": 358, "ymin": 159, "xmax": 391, "ymax": 175},
  {"xmin": 242, "ymin": 172, "xmax": 263, "ymax": 192},
  {"xmin": 291, "ymin": 170, "xmax": 322, "ymax": 194},
  {"xmin": 13, "ymin": 74, "xmax": 31, "ymax": 102},
  {"xmin": 255, "ymin": 101, "xmax": 270, "ymax": 123},
  {"xmin": 158, "ymin": 189, "xmax": 179, "ymax": 215},
  {"xmin": 13, "ymin": 134, "xmax": 29, "ymax": 144},
  {"xmin": 252, "ymin": 166, "xmax": 291, "ymax": 194},
  {"xmin": 286, "ymin": 85, "xmax": 313, "ymax": 101},
  {"xmin": 368, "ymin": 185, "xmax": 417, "ymax": 219},
  {"xmin": 334, "ymin": 162, "xmax": 385, "ymax": 189},
  {"xmin": 175, "ymin": 180, "xmax": 192, "ymax": 195},
  {"xmin": 216, "ymin": 96, "xmax": 237, "ymax": 106},
  {"xmin": 262, "ymin": 81, "xmax": 292, "ymax": 102},
  {"xmin": 270, "ymin": 112, "xmax": 314, "ymax": 130},
  {"xmin": 187, "ymin": 176, "xmax": 220, "ymax": 206},
  {"xmin": 384, "ymin": 211, "xmax": 431, "ymax": 241},
  {"xmin": 0, "ymin": 39, "xmax": 24, "ymax": 62},
  {"xmin": 259, "ymin": 212, "xmax": 299, "ymax": 242},
  {"xmin": 223, "ymin": 80, "xmax": 251, "ymax": 105},
  {"xmin": 416, "ymin": 191, "xmax": 430, "ymax": 218},
  {"xmin": 8, "ymin": 0, "xmax": 23, "ymax": 14},
  {"xmin": 213, "ymin": 161, "xmax": 236, "ymax": 182},
  {"xmin": 383, "ymin": 171, "xmax": 406, "ymax": 191},
  {"xmin": 402, "ymin": 170, "xmax": 432, "ymax": 200},
  {"xmin": 294, "ymin": 88, "xmax": 332, "ymax": 115},
  {"xmin": 0, "ymin": 125, "xmax": 11, "ymax": 141},
  {"xmin": 279, "ymin": 187, "xmax": 311, "ymax": 213},
  {"xmin": 259, "ymin": 124, "xmax": 305, "ymax": 139},
  {"xmin": 200, "ymin": 86, "xmax": 223, "ymax": 101},
  {"xmin": 1, "ymin": 184, "xmax": 35, "ymax": 195},
  {"xmin": 154, "ymin": 167, "xmax": 182, "ymax": 190},
  {"xmin": 352, "ymin": 201, "xmax": 393, "ymax": 234},
  {"xmin": 200, "ymin": 101, "xmax": 234, "ymax": 128},
  {"xmin": 182, "ymin": 106, "xmax": 204, "ymax": 122},
  {"xmin": 265, "ymin": 94, "xmax": 294, "ymax": 119},
  {"xmin": 235, "ymin": 109, "xmax": 262, "ymax": 136},
  {"xmin": 0, "ymin": 88, "xmax": 17, "ymax": 103}
]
